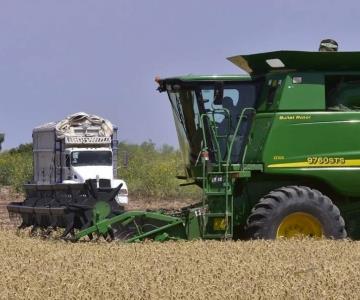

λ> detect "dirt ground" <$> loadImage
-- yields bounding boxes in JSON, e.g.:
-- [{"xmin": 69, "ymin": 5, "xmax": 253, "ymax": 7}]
[
  {"xmin": 1, "ymin": 187, "xmax": 360, "ymax": 299},
  {"xmin": 0, "ymin": 187, "xmax": 22, "ymax": 228},
  {"xmin": 125, "ymin": 197, "xmax": 196, "ymax": 211}
]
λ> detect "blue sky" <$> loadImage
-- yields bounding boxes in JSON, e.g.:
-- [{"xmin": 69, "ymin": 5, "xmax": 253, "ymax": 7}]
[{"xmin": 1, "ymin": 0, "xmax": 360, "ymax": 149}]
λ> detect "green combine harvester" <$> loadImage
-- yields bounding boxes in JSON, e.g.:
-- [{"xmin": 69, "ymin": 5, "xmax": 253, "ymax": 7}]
[{"xmin": 9, "ymin": 40, "xmax": 360, "ymax": 241}]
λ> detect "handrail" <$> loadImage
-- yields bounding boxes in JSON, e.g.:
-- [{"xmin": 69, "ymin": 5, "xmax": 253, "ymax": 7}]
[
  {"xmin": 226, "ymin": 107, "xmax": 256, "ymax": 169},
  {"xmin": 224, "ymin": 107, "xmax": 255, "ymax": 237},
  {"xmin": 211, "ymin": 108, "xmax": 231, "ymax": 133},
  {"xmin": 202, "ymin": 109, "xmax": 231, "ymax": 158},
  {"xmin": 198, "ymin": 107, "xmax": 256, "ymax": 239},
  {"xmin": 200, "ymin": 112, "xmax": 224, "ymax": 167}
]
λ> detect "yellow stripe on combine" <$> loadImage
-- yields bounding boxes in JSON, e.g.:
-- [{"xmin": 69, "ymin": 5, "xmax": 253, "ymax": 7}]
[{"xmin": 268, "ymin": 159, "xmax": 360, "ymax": 168}]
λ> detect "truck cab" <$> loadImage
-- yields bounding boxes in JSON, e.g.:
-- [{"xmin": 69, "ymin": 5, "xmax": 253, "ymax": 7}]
[
  {"xmin": 63, "ymin": 147, "xmax": 114, "ymax": 182},
  {"xmin": 32, "ymin": 112, "xmax": 128, "ymax": 206},
  {"xmin": 63, "ymin": 147, "xmax": 128, "ymax": 205}
]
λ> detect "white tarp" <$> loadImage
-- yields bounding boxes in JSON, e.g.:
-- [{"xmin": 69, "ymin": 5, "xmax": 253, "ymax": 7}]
[{"xmin": 55, "ymin": 112, "xmax": 113, "ymax": 139}]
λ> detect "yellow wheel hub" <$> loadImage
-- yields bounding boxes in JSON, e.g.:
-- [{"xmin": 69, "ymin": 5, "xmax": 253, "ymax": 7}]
[{"xmin": 276, "ymin": 212, "xmax": 323, "ymax": 238}]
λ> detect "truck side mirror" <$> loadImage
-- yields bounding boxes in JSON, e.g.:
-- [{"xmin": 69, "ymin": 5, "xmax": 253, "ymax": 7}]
[
  {"xmin": 65, "ymin": 154, "xmax": 70, "ymax": 168},
  {"xmin": 0, "ymin": 133, "xmax": 4, "ymax": 151},
  {"xmin": 123, "ymin": 151, "xmax": 129, "ymax": 168},
  {"xmin": 116, "ymin": 151, "xmax": 129, "ymax": 170}
]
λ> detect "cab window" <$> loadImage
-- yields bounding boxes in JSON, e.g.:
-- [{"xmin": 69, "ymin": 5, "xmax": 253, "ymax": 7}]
[{"xmin": 326, "ymin": 75, "xmax": 360, "ymax": 111}]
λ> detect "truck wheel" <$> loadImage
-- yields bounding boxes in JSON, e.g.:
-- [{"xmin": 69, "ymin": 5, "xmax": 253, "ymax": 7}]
[{"xmin": 246, "ymin": 186, "xmax": 347, "ymax": 239}]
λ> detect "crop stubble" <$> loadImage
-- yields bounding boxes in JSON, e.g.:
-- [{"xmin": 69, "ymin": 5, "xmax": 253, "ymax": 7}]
[
  {"xmin": 0, "ymin": 188, "xmax": 359, "ymax": 299},
  {"xmin": 0, "ymin": 229, "xmax": 360, "ymax": 299}
]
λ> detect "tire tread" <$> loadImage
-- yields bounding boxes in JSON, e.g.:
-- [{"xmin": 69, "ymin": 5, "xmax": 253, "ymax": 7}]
[{"xmin": 246, "ymin": 186, "xmax": 347, "ymax": 239}]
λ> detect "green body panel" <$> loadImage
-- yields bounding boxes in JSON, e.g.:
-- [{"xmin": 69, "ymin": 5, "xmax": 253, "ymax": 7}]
[
  {"xmin": 278, "ymin": 73, "xmax": 325, "ymax": 110},
  {"xmin": 256, "ymin": 111, "xmax": 360, "ymax": 197},
  {"xmin": 245, "ymin": 114, "xmax": 274, "ymax": 162}
]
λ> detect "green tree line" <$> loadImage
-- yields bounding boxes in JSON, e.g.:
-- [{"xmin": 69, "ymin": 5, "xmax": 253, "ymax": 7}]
[{"xmin": 0, "ymin": 141, "xmax": 201, "ymax": 199}]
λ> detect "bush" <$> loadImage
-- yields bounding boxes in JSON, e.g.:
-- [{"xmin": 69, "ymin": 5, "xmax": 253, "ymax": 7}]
[
  {"xmin": 118, "ymin": 141, "xmax": 201, "ymax": 199},
  {"xmin": 0, "ymin": 143, "xmax": 33, "ymax": 191}
]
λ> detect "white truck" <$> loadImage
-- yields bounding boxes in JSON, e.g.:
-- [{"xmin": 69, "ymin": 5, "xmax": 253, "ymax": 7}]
[{"xmin": 32, "ymin": 112, "xmax": 128, "ymax": 205}]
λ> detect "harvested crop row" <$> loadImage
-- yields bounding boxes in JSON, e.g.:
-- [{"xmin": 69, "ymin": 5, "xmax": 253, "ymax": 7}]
[{"xmin": 0, "ymin": 229, "xmax": 360, "ymax": 299}]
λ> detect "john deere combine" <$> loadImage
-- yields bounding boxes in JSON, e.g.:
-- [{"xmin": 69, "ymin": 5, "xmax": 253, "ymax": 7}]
[{"xmin": 9, "ymin": 40, "xmax": 360, "ymax": 241}]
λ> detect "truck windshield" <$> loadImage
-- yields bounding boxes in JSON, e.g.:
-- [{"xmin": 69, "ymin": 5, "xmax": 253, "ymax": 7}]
[{"xmin": 71, "ymin": 151, "xmax": 112, "ymax": 166}]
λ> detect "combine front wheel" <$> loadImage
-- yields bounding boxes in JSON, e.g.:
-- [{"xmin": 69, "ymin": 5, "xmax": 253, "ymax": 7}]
[{"xmin": 246, "ymin": 186, "xmax": 347, "ymax": 239}]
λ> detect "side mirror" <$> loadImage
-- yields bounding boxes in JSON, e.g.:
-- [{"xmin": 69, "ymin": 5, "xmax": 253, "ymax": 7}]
[
  {"xmin": 0, "ymin": 133, "xmax": 4, "ymax": 151},
  {"xmin": 117, "ymin": 151, "xmax": 129, "ymax": 170},
  {"xmin": 213, "ymin": 82, "xmax": 224, "ymax": 105},
  {"xmin": 123, "ymin": 151, "xmax": 129, "ymax": 168},
  {"xmin": 65, "ymin": 154, "xmax": 70, "ymax": 168}
]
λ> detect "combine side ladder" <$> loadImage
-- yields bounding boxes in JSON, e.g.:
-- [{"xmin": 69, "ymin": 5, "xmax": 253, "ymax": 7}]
[
  {"xmin": 200, "ymin": 111, "xmax": 234, "ymax": 240},
  {"xmin": 199, "ymin": 107, "xmax": 255, "ymax": 240},
  {"xmin": 201, "ymin": 169, "xmax": 234, "ymax": 240}
]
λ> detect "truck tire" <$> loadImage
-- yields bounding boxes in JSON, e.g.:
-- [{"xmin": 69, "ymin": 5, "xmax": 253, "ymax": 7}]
[{"xmin": 246, "ymin": 186, "xmax": 347, "ymax": 239}]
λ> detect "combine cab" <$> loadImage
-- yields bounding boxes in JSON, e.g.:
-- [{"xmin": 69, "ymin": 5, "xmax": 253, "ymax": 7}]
[{"xmin": 10, "ymin": 41, "xmax": 360, "ymax": 241}]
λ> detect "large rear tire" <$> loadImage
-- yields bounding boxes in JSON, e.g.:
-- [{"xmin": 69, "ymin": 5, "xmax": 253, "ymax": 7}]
[{"xmin": 246, "ymin": 186, "xmax": 347, "ymax": 239}]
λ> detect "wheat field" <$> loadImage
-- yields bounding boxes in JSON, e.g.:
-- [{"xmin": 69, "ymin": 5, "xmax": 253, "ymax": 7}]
[
  {"xmin": 0, "ymin": 228, "xmax": 359, "ymax": 300},
  {"xmin": 1, "ymin": 190, "xmax": 360, "ymax": 299}
]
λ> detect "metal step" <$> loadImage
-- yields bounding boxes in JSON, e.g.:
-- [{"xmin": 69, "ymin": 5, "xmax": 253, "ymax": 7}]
[{"xmin": 202, "ymin": 212, "xmax": 233, "ymax": 239}]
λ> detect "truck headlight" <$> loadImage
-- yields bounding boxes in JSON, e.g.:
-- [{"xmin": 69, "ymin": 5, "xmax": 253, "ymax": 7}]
[
  {"xmin": 115, "ymin": 189, "xmax": 128, "ymax": 205},
  {"xmin": 119, "ymin": 189, "xmax": 128, "ymax": 195}
]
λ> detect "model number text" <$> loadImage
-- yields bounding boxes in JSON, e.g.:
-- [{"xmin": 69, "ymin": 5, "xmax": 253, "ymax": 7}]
[{"xmin": 307, "ymin": 157, "xmax": 345, "ymax": 165}]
